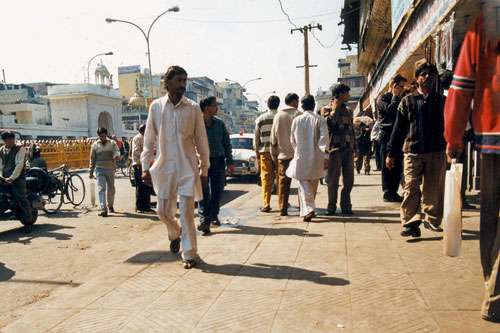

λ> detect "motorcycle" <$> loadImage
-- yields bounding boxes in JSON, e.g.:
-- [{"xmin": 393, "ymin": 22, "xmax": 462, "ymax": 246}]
[{"xmin": 0, "ymin": 167, "xmax": 47, "ymax": 229}]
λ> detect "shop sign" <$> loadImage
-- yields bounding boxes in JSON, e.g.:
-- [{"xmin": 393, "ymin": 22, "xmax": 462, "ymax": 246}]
[
  {"xmin": 118, "ymin": 65, "xmax": 141, "ymax": 75},
  {"xmin": 371, "ymin": 0, "xmax": 459, "ymax": 100},
  {"xmin": 391, "ymin": 0, "xmax": 412, "ymax": 35}
]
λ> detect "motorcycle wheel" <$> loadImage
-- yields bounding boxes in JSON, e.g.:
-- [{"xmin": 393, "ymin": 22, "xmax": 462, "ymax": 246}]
[{"xmin": 20, "ymin": 208, "xmax": 37, "ymax": 225}]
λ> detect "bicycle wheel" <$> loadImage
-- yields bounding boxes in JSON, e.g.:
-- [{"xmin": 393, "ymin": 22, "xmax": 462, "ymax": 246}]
[
  {"xmin": 66, "ymin": 173, "xmax": 86, "ymax": 206},
  {"xmin": 121, "ymin": 160, "xmax": 131, "ymax": 177},
  {"xmin": 42, "ymin": 176, "xmax": 64, "ymax": 214}
]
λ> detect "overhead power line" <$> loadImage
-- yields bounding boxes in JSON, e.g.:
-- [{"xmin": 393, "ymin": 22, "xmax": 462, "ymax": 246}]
[{"xmin": 278, "ymin": 0, "xmax": 298, "ymax": 29}]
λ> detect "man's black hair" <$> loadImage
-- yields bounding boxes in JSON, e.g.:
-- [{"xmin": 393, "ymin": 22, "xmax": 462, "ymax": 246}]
[
  {"xmin": 331, "ymin": 83, "xmax": 350, "ymax": 99},
  {"xmin": 1, "ymin": 131, "xmax": 15, "ymax": 140},
  {"xmin": 200, "ymin": 96, "xmax": 217, "ymax": 112},
  {"xmin": 267, "ymin": 95, "xmax": 280, "ymax": 110},
  {"xmin": 164, "ymin": 65, "xmax": 188, "ymax": 91},
  {"xmin": 414, "ymin": 62, "xmax": 438, "ymax": 78},
  {"xmin": 300, "ymin": 94, "xmax": 315, "ymax": 111},
  {"xmin": 138, "ymin": 124, "xmax": 146, "ymax": 134},
  {"xmin": 97, "ymin": 127, "xmax": 108, "ymax": 135},
  {"xmin": 284, "ymin": 93, "xmax": 299, "ymax": 105}
]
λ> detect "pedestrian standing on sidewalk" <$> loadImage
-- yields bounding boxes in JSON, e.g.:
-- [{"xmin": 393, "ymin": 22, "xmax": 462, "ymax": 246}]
[
  {"xmin": 254, "ymin": 95, "xmax": 279, "ymax": 213},
  {"xmin": 270, "ymin": 92, "xmax": 301, "ymax": 216},
  {"xmin": 132, "ymin": 124, "xmax": 151, "ymax": 213},
  {"xmin": 386, "ymin": 62, "xmax": 447, "ymax": 238},
  {"xmin": 286, "ymin": 94, "xmax": 329, "ymax": 222},
  {"xmin": 354, "ymin": 118, "xmax": 372, "ymax": 175},
  {"xmin": 197, "ymin": 96, "xmax": 234, "ymax": 235},
  {"xmin": 324, "ymin": 83, "xmax": 356, "ymax": 216},
  {"xmin": 89, "ymin": 127, "xmax": 120, "ymax": 217},
  {"xmin": 141, "ymin": 65, "xmax": 210, "ymax": 269},
  {"xmin": 443, "ymin": 7, "xmax": 500, "ymax": 323},
  {"xmin": 376, "ymin": 74, "xmax": 407, "ymax": 202}
]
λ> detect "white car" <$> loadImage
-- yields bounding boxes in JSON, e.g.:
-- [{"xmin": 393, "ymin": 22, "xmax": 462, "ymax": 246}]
[{"xmin": 230, "ymin": 132, "xmax": 259, "ymax": 177}]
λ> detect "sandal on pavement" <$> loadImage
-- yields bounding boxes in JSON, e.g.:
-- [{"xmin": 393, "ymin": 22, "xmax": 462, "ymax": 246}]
[{"xmin": 183, "ymin": 260, "xmax": 196, "ymax": 269}]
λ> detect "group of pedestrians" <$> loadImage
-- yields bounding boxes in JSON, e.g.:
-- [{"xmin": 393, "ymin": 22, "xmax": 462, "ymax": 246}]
[{"xmin": 255, "ymin": 83, "xmax": 356, "ymax": 222}]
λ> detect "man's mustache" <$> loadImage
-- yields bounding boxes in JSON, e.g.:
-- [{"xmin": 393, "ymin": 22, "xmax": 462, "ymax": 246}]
[{"xmin": 177, "ymin": 87, "xmax": 185, "ymax": 91}]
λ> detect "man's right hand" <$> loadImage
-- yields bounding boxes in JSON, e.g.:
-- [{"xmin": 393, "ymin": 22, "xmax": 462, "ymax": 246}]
[
  {"xmin": 142, "ymin": 170, "xmax": 153, "ymax": 187},
  {"xmin": 385, "ymin": 156, "xmax": 395, "ymax": 170}
]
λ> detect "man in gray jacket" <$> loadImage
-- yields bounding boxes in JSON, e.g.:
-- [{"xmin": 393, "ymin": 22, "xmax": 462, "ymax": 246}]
[
  {"xmin": 89, "ymin": 127, "xmax": 120, "ymax": 217},
  {"xmin": 270, "ymin": 93, "xmax": 301, "ymax": 216}
]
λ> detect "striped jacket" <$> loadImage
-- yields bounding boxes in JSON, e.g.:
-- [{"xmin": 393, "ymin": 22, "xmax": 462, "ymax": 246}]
[
  {"xmin": 387, "ymin": 91, "xmax": 447, "ymax": 156},
  {"xmin": 254, "ymin": 109, "xmax": 277, "ymax": 154},
  {"xmin": 444, "ymin": 13, "xmax": 500, "ymax": 154}
]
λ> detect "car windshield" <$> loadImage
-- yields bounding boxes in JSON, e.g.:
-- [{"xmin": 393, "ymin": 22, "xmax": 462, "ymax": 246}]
[{"xmin": 231, "ymin": 137, "xmax": 253, "ymax": 150}]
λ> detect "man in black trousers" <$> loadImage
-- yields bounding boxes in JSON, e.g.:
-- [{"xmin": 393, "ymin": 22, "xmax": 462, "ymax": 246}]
[
  {"xmin": 132, "ymin": 124, "xmax": 151, "ymax": 213},
  {"xmin": 376, "ymin": 74, "xmax": 407, "ymax": 202}
]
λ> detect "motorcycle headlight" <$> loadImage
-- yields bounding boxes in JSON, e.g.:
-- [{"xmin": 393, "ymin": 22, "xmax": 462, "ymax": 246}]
[{"xmin": 249, "ymin": 156, "xmax": 256, "ymax": 163}]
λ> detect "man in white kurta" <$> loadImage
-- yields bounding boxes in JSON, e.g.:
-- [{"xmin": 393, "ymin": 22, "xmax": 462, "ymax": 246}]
[
  {"xmin": 286, "ymin": 94, "xmax": 329, "ymax": 222},
  {"xmin": 141, "ymin": 66, "xmax": 210, "ymax": 268}
]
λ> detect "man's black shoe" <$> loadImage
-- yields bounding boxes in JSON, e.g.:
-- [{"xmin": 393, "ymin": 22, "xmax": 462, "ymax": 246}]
[
  {"xmin": 462, "ymin": 202, "xmax": 476, "ymax": 210},
  {"xmin": 280, "ymin": 210, "xmax": 288, "ymax": 216},
  {"xmin": 325, "ymin": 210, "xmax": 336, "ymax": 216},
  {"xmin": 212, "ymin": 220, "xmax": 221, "ymax": 226},
  {"xmin": 23, "ymin": 224, "xmax": 34, "ymax": 233},
  {"xmin": 342, "ymin": 210, "xmax": 354, "ymax": 215},
  {"xmin": 260, "ymin": 205, "xmax": 271, "ymax": 213},
  {"xmin": 108, "ymin": 206, "xmax": 115, "ymax": 213},
  {"xmin": 170, "ymin": 237, "xmax": 181, "ymax": 253},
  {"xmin": 197, "ymin": 223, "xmax": 211, "ymax": 235},
  {"xmin": 98, "ymin": 211, "xmax": 108, "ymax": 217},
  {"xmin": 423, "ymin": 221, "xmax": 443, "ymax": 232},
  {"xmin": 384, "ymin": 194, "xmax": 403, "ymax": 203},
  {"xmin": 401, "ymin": 226, "xmax": 421, "ymax": 237}
]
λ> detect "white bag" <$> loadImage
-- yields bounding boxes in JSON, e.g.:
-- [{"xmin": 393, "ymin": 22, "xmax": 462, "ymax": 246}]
[
  {"xmin": 443, "ymin": 161, "xmax": 463, "ymax": 257},
  {"xmin": 90, "ymin": 179, "xmax": 96, "ymax": 207}
]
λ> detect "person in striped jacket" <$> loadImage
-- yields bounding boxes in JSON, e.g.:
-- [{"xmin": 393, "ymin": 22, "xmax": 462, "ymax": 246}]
[{"xmin": 254, "ymin": 95, "xmax": 279, "ymax": 212}]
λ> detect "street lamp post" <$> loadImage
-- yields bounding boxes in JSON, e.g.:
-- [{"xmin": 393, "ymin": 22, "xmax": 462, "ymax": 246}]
[
  {"xmin": 245, "ymin": 91, "xmax": 276, "ymax": 112},
  {"xmin": 87, "ymin": 52, "xmax": 113, "ymax": 83},
  {"xmin": 105, "ymin": 5, "xmax": 179, "ymax": 100},
  {"xmin": 225, "ymin": 77, "xmax": 262, "ymax": 89}
]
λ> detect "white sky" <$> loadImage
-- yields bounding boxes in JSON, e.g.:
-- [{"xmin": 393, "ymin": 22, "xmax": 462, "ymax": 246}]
[{"xmin": 2, "ymin": 0, "xmax": 353, "ymax": 102}]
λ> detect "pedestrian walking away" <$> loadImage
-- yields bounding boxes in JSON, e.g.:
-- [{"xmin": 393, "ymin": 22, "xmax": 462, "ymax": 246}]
[
  {"xmin": 443, "ymin": 5, "xmax": 500, "ymax": 323},
  {"xmin": 387, "ymin": 62, "xmax": 447, "ymax": 238},
  {"xmin": 197, "ymin": 96, "xmax": 235, "ymax": 235},
  {"xmin": 270, "ymin": 92, "xmax": 301, "ymax": 216},
  {"xmin": 376, "ymin": 74, "xmax": 407, "ymax": 203},
  {"xmin": 286, "ymin": 94, "xmax": 329, "ymax": 222},
  {"xmin": 89, "ymin": 127, "xmax": 120, "ymax": 217},
  {"xmin": 254, "ymin": 95, "xmax": 279, "ymax": 213},
  {"xmin": 141, "ymin": 65, "xmax": 210, "ymax": 269},
  {"xmin": 324, "ymin": 83, "xmax": 355, "ymax": 215},
  {"xmin": 132, "ymin": 124, "xmax": 151, "ymax": 213}
]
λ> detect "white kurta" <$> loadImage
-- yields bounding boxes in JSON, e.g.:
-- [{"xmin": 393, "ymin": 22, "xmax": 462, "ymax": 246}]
[
  {"xmin": 141, "ymin": 95, "xmax": 210, "ymax": 201},
  {"xmin": 286, "ymin": 111, "xmax": 328, "ymax": 180}
]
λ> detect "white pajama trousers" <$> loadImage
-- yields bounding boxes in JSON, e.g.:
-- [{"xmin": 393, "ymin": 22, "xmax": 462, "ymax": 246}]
[
  {"xmin": 297, "ymin": 179, "xmax": 319, "ymax": 217},
  {"xmin": 157, "ymin": 196, "xmax": 197, "ymax": 261}
]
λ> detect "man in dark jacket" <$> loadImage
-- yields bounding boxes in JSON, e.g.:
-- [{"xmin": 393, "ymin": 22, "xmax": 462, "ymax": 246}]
[
  {"xmin": 386, "ymin": 63, "xmax": 447, "ymax": 238},
  {"xmin": 376, "ymin": 74, "xmax": 407, "ymax": 202}
]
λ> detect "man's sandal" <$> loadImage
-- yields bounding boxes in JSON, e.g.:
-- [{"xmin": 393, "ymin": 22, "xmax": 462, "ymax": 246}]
[{"xmin": 183, "ymin": 260, "xmax": 196, "ymax": 269}]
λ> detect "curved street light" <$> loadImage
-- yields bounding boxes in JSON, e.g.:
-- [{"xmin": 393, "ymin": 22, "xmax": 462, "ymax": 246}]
[
  {"xmin": 225, "ymin": 77, "xmax": 262, "ymax": 89},
  {"xmin": 87, "ymin": 52, "xmax": 113, "ymax": 83},
  {"xmin": 245, "ymin": 90, "xmax": 276, "ymax": 112},
  {"xmin": 105, "ymin": 5, "xmax": 179, "ymax": 99}
]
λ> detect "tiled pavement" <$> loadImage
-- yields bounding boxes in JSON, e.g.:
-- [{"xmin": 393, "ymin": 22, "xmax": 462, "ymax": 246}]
[{"xmin": 5, "ymin": 169, "xmax": 498, "ymax": 332}]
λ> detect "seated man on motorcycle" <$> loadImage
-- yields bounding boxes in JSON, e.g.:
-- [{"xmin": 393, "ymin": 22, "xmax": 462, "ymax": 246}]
[
  {"xmin": 0, "ymin": 131, "xmax": 32, "ymax": 223},
  {"xmin": 27, "ymin": 145, "xmax": 47, "ymax": 171}
]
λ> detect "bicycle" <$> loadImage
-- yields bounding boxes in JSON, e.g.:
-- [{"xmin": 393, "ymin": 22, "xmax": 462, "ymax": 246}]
[
  {"xmin": 115, "ymin": 156, "xmax": 131, "ymax": 177},
  {"xmin": 42, "ymin": 164, "xmax": 86, "ymax": 214}
]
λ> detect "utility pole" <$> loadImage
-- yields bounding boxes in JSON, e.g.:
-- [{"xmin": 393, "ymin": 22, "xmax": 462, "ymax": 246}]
[{"xmin": 292, "ymin": 23, "xmax": 322, "ymax": 95}]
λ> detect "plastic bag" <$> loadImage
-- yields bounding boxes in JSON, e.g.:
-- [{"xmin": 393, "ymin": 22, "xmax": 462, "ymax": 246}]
[
  {"xmin": 443, "ymin": 161, "xmax": 463, "ymax": 257},
  {"xmin": 90, "ymin": 179, "xmax": 96, "ymax": 207},
  {"xmin": 370, "ymin": 119, "xmax": 381, "ymax": 141}
]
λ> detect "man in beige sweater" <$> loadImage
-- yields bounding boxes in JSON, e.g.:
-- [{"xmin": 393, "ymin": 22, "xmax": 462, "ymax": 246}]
[
  {"xmin": 89, "ymin": 127, "xmax": 120, "ymax": 217},
  {"xmin": 270, "ymin": 93, "xmax": 301, "ymax": 216}
]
